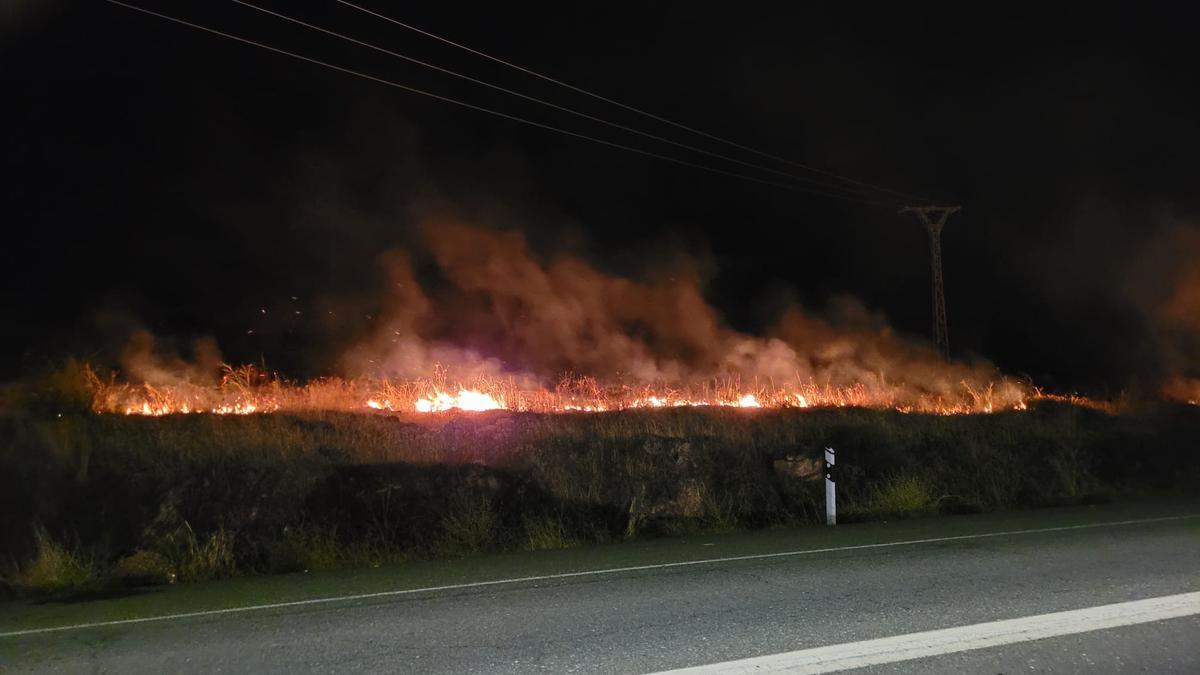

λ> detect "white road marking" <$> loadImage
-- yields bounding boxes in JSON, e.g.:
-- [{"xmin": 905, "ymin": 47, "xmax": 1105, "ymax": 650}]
[
  {"xmin": 652, "ymin": 591, "xmax": 1200, "ymax": 674},
  {"xmin": 1, "ymin": 513, "xmax": 1196, "ymax": 638}
]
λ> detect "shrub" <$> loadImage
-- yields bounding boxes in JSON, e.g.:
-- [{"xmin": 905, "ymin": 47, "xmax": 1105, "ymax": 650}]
[
  {"xmin": 157, "ymin": 522, "xmax": 236, "ymax": 582},
  {"xmin": 266, "ymin": 527, "xmax": 342, "ymax": 573},
  {"xmin": 434, "ymin": 496, "xmax": 496, "ymax": 555},
  {"xmin": 31, "ymin": 360, "xmax": 104, "ymax": 413},
  {"xmin": 863, "ymin": 475, "xmax": 933, "ymax": 518},
  {"xmin": 523, "ymin": 514, "xmax": 575, "ymax": 551},
  {"xmin": 6, "ymin": 528, "xmax": 98, "ymax": 595},
  {"xmin": 699, "ymin": 486, "xmax": 739, "ymax": 533},
  {"xmin": 1047, "ymin": 444, "xmax": 1092, "ymax": 499}
]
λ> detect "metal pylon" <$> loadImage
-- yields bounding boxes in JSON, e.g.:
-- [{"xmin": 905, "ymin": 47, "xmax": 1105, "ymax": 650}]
[{"xmin": 900, "ymin": 206, "xmax": 960, "ymax": 359}]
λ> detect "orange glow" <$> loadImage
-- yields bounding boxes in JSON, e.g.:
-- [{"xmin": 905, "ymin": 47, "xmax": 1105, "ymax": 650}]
[
  {"xmin": 1163, "ymin": 376, "xmax": 1200, "ymax": 406},
  {"xmin": 732, "ymin": 393, "xmax": 761, "ymax": 408},
  {"xmin": 87, "ymin": 361, "xmax": 1130, "ymax": 418},
  {"xmin": 96, "ymin": 368, "xmax": 1088, "ymax": 417},
  {"xmin": 413, "ymin": 388, "xmax": 504, "ymax": 413}
]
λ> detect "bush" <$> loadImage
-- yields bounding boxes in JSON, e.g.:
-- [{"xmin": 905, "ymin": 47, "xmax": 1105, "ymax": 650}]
[
  {"xmin": 846, "ymin": 475, "xmax": 934, "ymax": 521},
  {"xmin": 435, "ymin": 496, "xmax": 496, "ymax": 555},
  {"xmin": 872, "ymin": 475, "xmax": 933, "ymax": 515},
  {"xmin": 13, "ymin": 359, "xmax": 105, "ymax": 415},
  {"xmin": 157, "ymin": 523, "xmax": 236, "ymax": 582},
  {"xmin": 698, "ymin": 486, "xmax": 740, "ymax": 533},
  {"xmin": 5, "ymin": 528, "xmax": 98, "ymax": 595},
  {"xmin": 266, "ymin": 527, "xmax": 342, "ymax": 573},
  {"xmin": 523, "ymin": 514, "xmax": 575, "ymax": 551}
]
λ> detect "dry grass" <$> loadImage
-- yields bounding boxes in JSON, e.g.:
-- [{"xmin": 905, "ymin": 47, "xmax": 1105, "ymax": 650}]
[
  {"xmin": 159, "ymin": 523, "xmax": 237, "ymax": 583},
  {"xmin": 522, "ymin": 514, "xmax": 576, "ymax": 551},
  {"xmin": 1, "ymin": 385, "xmax": 1196, "ymax": 596},
  {"xmin": 13, "ymin": 359, "xmax": 1044, "ymax": 418},
  {"xmin": 3, "ymin": 528, "xmax": 99, "ymax": 595},
  {"xmin": 435, "ymin": 495, "xmax": 497, "ymax": 556}
]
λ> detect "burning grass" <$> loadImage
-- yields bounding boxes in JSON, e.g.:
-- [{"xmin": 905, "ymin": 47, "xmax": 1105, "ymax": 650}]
[{"xmin": 65, "ymin": 361, "xmax": 1053, "ymax": 419}]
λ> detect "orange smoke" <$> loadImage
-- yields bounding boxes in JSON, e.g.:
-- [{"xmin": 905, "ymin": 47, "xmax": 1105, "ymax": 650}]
[
  {"xmin": 1156, "ymin": 227, "xmax": 1200, "ymax": 404},
  {"xmin": 93, "ymin": 219, "xmax": 1081, "ymax": 417}
]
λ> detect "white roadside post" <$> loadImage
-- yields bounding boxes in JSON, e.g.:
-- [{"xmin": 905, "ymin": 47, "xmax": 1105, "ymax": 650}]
[{"xmin": 824, "ymin": 447, "xmax": 837, "ymax": 525}]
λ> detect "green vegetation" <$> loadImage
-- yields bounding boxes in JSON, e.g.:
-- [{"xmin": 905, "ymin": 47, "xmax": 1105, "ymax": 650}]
[
  {"xmin": 265, "ymin": 527, "xmax": 342, "ymax": 573},
  {"xmin": 847, "ymin": 474, "xmax": 934, "ymax": 520},
  {"xmin": 158, "ymin": 523, "xmax": 237, "ymax": 583},
  {"xmin": 435, "ymin": 495, "xmax": 498, "ymax": 556},
  {"xmin": 523, "ymin": 514, "xmax": 576, "ymax": 551},
  {"xmin": 2, "ymin": 394, "xmax": 1198, "ymax": 597},
  {"xmin": 4, "ymin": 528, "xmax": 99, "ymax": 596}
]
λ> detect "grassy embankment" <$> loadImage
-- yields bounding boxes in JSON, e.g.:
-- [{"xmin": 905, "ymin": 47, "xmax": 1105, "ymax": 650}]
[{"xmin": 1, "ymin": 382, "xmax": 1197, "ymax": 597}]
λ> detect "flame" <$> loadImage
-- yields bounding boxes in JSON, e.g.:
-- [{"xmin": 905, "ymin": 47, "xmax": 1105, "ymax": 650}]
[
  {"xmin": 413, "ymin": 389, "xmax": 504, "ymax": 413},
  {"xmin": 122, "ymin": 400, "xmax": 268, "ymax": 416},
  {"xmin": 732, "ymin": 393, "xmax": 761, "ymax": 408},
  {"xmin": 98, "ymin": 366, "xmax": 1123, "ymax": 417}
]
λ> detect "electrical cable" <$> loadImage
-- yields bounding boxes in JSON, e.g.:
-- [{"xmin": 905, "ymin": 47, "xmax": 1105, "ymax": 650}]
[
  {"xmin": 104, "ymin": 1, "xmax": 901, "ymax": 207},
  {"xmin": 231, "ymin": 0, "xmax": 901, "ymax": 203},
  {"xmin": 337, "ymin": 0, "xmax": 937, "ymax": 205}
]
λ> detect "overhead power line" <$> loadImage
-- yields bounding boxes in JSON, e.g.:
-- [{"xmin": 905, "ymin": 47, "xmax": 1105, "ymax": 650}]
[
  {"xmin": 336, "ymin": 0, "xmax": 935, "ymax": 205},
  {"xmin": 104, "ymin": 1, "xmax": 898, "ymax": 206},
  {"xmin": 231, "ymin": 0, "xmax": 897, "ymax": 203}
]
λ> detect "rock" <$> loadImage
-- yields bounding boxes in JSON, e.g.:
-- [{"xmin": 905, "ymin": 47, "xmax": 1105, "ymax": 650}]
[
  {"xmin": 111, "ymin": 549, "xmax": 176, "ymax": 587},
  {"xmin": 773, "ymin": 454, "xmax": 821, "ymax": 481},
  {"xmin": 642, "ymin": 435, "xmax": 695, "ymax": 469}
]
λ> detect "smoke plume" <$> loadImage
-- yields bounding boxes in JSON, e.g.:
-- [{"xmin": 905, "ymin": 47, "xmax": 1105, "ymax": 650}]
[
  {"xmin": 1155, "ymin": 225, "xmax": 1200, "ymax": 402},
  {"xmin": 343, "ymin": 217, "xmax": 1021, "ymax": 403}
]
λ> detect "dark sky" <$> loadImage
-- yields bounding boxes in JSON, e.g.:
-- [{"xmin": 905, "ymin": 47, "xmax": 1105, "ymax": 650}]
[{"xmin": 3, "ymin": 1, "xmax": 1198, "ymax": 392}]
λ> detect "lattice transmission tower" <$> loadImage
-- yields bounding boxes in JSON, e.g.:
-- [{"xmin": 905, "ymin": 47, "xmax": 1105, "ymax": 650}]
[{"xmin": 900, "ymin": 206, "xmax": 960, "ymax": 359}]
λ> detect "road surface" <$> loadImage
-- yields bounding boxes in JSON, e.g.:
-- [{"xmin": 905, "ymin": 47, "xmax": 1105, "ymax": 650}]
[{"xmin": 2, "ymin": 503, "xmax": 1198, "ymax": 673}]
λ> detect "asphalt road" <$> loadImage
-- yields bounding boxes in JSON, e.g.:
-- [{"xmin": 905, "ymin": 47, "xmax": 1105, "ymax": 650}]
[{"xmin": 3, "ymin": 505, "xmax": 1198, "ymax": 673}]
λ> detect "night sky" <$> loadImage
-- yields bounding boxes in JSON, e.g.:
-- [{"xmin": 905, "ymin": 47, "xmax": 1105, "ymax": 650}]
[{"xmin": 3, "ymin": 2, "xmax": 1198, "ymax": 392}]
